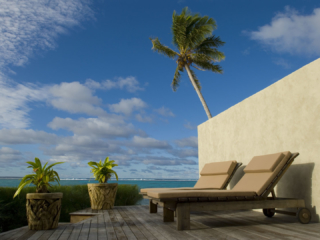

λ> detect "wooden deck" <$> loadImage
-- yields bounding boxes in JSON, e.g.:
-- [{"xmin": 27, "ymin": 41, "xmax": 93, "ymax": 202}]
[{"xmin": 1, "ymin": 205, "xmax": 319, "ymax": 239}]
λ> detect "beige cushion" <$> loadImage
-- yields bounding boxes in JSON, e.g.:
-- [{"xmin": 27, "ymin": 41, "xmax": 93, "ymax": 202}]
[
  {"xmin": 233, "ymin": 151, "xmax": 291, "ymax": 195},
  {"xmin": 140, "ymin": 187, "xmax": 218, "ymax": 194},
  {"xmin": 140, "ymin": 160, "xmax": 238, "ymax": 194},
  {"xmin": 200, "ymin": 160, "xmax": 237, "ymax": 175},
  {"xmin": 194, "ymin": 161, "xmax": 237, "ymax": 189},
  {"xmin": 147, "ymin": 189, "xmax": 256, "ymax": 199},
  {"xmin": 194, "ymin": 175, "xmax": 229, "ymax": 189},
  {"xmin": 244, "ymin": 152, "xmax": 284, "ymax": 173}
]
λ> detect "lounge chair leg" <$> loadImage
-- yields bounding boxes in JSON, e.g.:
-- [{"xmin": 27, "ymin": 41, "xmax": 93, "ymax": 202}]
[
  {"xmin": 149, "ymin": 200, "xmax": 157, "ymax": 213},
  {"xmin": 176, "ymin": 203, "xmax": 190, "ymax": 230},
  {"xmin": 163, "ymin": 207, "xmax": 174, "ymax": 222}
]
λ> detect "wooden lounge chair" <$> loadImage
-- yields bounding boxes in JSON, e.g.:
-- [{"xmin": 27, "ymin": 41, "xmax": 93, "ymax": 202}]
[
  {"xmin": 145, "ymin": 151, "xmax": 311, "ymax": 230},
  {"xmin": 141, "ymin": 160, "xmax": 242, "ymax": 214},
  {"xmin": 140, "ymin": 160, "xmax": 242, "ymax": 197}
]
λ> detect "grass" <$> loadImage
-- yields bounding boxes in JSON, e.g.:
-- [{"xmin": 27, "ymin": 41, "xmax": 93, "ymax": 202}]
[{"xmin": 0, "ymin": 184, "xmax": 142, "ymax": 233}]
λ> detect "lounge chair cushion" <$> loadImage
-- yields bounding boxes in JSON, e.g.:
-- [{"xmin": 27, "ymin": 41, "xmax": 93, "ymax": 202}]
[
  {"xmin": 194, "ymin": 175, "xmax": 229, "ymax": 189},
  {"xmin": 141, "ymin": 160, "xmax": 238, "ymax": 194},
  {"xmin": 200, "ymin": 160, "xmax": 237, "ymax": 175},
  {"xmin": 233, "ymin": 151, "xmax": 291, "ymax": 195},
  {"xmin": 244, "ymin": 152, "xmax": 284, "ymax": 173},
  {"xmin": 147, "ymin": 189, "xmax": 256, "ymax": 199},
  {"xmin": 140, "ymin": 187, "xmax": 218, "ymax": 194},
  {"xmin": 194, "ymin": 160, "xmax": 237, "ymax": 189}
]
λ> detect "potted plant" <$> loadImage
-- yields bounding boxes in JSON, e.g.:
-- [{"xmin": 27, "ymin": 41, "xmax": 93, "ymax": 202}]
[
  {"xmin": 13, "ymin": 158, "xmax": 64, "ymax": 230},
  {"xmin": 87, "ymin": 157, "xmax": 119, "ymax": 210}
]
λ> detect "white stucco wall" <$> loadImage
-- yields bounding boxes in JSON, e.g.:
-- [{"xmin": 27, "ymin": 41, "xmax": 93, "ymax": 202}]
[{"xmin": 198, "ymin": 58, "xmax": 320, "ymax": 221}]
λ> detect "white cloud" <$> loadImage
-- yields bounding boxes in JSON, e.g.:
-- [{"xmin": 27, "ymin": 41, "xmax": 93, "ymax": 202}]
[
  {"xmin": 168, "ymin": 148, "xmax": 198, "ymax": 158},
  {"xmin": 0, "ymin": 0, "xmax": 93, "ymax": 69},
  {"xmin": 273, "ymin": 58, "xmax": 291, "ymax": 69},
  {"xmin": 47, "ymin": 81, "xmax": 107, "ymax": 116},
  {"xmin": 0, "ymin": 147, "xmax": 23, "ymax": 164},
  {"xmin": 135, "ymin": 114, "xmax": 153, "ymax": 123},
  {"xmin": 0, "ymin": 129, "xmax": 58, "ymax": 145},
  {"xmin": 48, "ymin": 116, "xmax": 141, "ymax": 139},
  {"xmin": 242, "ymin": 47, "xmax": 250, "ymax": 55},
  {"xmin": 0, "ymin": 75, "xmax": 47, "ymax": 128},
  {"xmin": 154, "ymin": 106, "xmax": 175, "ymax": 117},
  {"xmin": 183, "ymin": 121, "xmax": 196, "ymax": 130},
  {"xmin": 42, "ymin": 135, "xmax": 125, "ymax": 162},
  {"xmin": 175, "ymin": 136, "xmax": 198, "ymax": 148},
  {"xmin": 131, "ymin": 136, "xmax": 171, "ymax": 149},
  {"xmin": 85, "ymin": 77, "xmax": 144, "ymax": 92},
  {"xmin": 142, "ymin": 157, "xmax": 196, "ymax": 166},
  {"xmin": 109, "ymin": 98, "xmax": 147, "ymax": 115},
  {"xmin": 248, "ymin": 7, "xmax": 320, "ymax": 55}
]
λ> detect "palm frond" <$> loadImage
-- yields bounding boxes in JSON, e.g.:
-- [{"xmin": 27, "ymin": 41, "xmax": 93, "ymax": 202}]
[
  {"xmin": 185, "ymin": 15, "xmax": 216, "ymax": 49},
  {"xmin": 194, "ymin": 35, "xmax": 225, "ymax": 51},
  {"xmin": 13, "ymin": 179, "xmax": 33, "ymax": 198},
  {"xmin": 193, "ymin": 48, "xmax": 225, "ymax": 61},
  {"xmin": 109, "ymin": 169, "xmax": 119, "ymax": 181},
  {"xmin": 34, "ymin": 158, "xmax": 42, "ymax": 170},
  {"xmin": 192, "ymin": 59, "xmax": 223, "ymax": 74},
  {"xmin": 88, "ymin": 162, "xmax": 98, "ymax": 167},
  {"xmin": 171, "ymin": 66, "xmax": 183, "ymax": 91},
  {"xmin": 88, "ymin": 157, "xmax": 119, "ymax": 183},
  {"xmin": 150, "ymin": 37, "xmax": 179, "ymax": 59},
  {"xmin": 26, "ymin": 161, "xmax": 37, "ymax": 169},
  {"xmin": 172, "ymin": 7, "xmax": 188, "ymax": 49}
]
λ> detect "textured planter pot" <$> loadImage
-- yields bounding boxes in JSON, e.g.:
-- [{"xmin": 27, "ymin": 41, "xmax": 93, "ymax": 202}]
[
  {"xmin": 87, "ymin": 183, "xmax": 118, "ymax": 210},
  {"xmin": 26, "ymin": 192, "xmax": 63, "ymax": 230}
]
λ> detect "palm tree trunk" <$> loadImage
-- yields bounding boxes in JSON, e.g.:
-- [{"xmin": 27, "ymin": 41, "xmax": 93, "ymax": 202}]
[{"xmin": 185, "ymin": 64, "xmax": 212, "ymax": 119}]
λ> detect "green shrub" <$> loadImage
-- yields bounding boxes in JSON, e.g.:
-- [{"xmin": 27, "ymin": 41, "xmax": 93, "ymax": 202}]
[{"xmin": 0, "ymin": 184, "xmax": 142, "ymax": 233}]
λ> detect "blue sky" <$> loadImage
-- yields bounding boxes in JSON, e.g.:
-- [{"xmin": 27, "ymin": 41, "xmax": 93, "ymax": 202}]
[{"xmin": 0, "ymin": 0, "xmax": 319, "ymax": 179}]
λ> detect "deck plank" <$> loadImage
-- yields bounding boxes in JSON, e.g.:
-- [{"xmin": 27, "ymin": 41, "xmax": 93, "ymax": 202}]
[
  {"xmin": 68, "ymin": 223, "xmax": 83, "ymax": 240},
  {"xmin": 1, "ymin": 206, "xmax": 320, "ymax": 240},
  {"xmin": 27, "ymin": 229, "xmax": 47, "ymax": 240},
  {"xmin": 15, "ymin": 230, "xmax": 38, "ymax": 240},
  {"xmin": 108, "ymin": 209, "xmax": 128, "ymax": 240},
  {"xmin": 37, "ymin": 229, "xmax": 55, "ymax": 240},
  {"xmin": 134, "ymin": 206, "xmax": 195, "ymax": 240},
  {"xmin": 47, "ymin": 225, "xmax": 68, "ymax": 240},
  {"xmin": 113, "ymin": 208, "xmax": 137, "ymax": 240},
  {"xmin": 192, "ymin": 210, "xmax": 315, "ymax": 240},
  {"xmin": 58, "ymin": 225, "xmax": 74, "ymax": 240},
  {"xmin": 78, "ymin": 218, "xmax": 91, "ymax": 240},
  {"xmin": 88, "ymin": 215, "xmax": 98, "ymax": 240},
  {"xmin": 0, "ymin": 227, "xmax": 28, "ymax": 240},
  {"xmin": 234, "ymin": 210, "xmax": 320, "ymax": 235},
  {"xmin": 103, "ymin": 209, "xmax": 118, "ymax": 240},
  {"xmin": 191, "ymin": 212, "xmax": 272, "ymax": 240},
  {"xmin": 120, "ymin": 206, "xmax": 158, "ymax": 240},
  {"xmin": 126, "ymin": 206, "xmax": 168, "ymax": 240},
  {"xmin": 205, "ymin": 211, "xmax": 295, "ymax": 240},
  {"xmin": 157, "ymin": 208, "xmax": 240, "ymax": 240},
  {"xmin": 96, "ymin": 214, "xmax": 107, "ymax": 240},
  {"xmin": 226, "ymin": 210, "xmax": 320, "ymax": 240},
  {"xmin": 4, "ymin": 226, "xmax": 30, "ymax": 240},
  {"xmin": 117, "ymin": 207, "xmax": 147, "ymax": 240}
]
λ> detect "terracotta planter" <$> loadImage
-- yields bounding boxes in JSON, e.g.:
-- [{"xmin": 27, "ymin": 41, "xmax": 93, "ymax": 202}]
[
  {"xmin": 87, "ymin": 183, "xmax": 118, "ymax": 210},
  {"xmin": 26, "ymin": 192, "xmax": 63, "ymax": 230}
]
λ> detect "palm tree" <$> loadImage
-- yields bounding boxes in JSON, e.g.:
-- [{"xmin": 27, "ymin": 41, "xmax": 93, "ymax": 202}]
[{"xmin": 150, "ymin": 7, "xmax": 225, "ymax": 119}]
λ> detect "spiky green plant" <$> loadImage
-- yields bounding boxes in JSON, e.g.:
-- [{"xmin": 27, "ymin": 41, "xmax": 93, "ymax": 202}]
[
  {"xmin": 150, "ymin": 7, "xmax": 225, "ymax": 119},
  {"xmin": 88, "ymin": 157, "xmax": 119, "ymax": 183},
  {"xmin": 13, "ymin": 158, "xmax": 64, "ymax": 198}
]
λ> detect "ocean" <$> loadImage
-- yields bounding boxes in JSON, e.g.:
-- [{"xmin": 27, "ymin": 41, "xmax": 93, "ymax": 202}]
[{"xmin": 0, "ymin": 178, "xmax": 197, "ymax": 205}]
